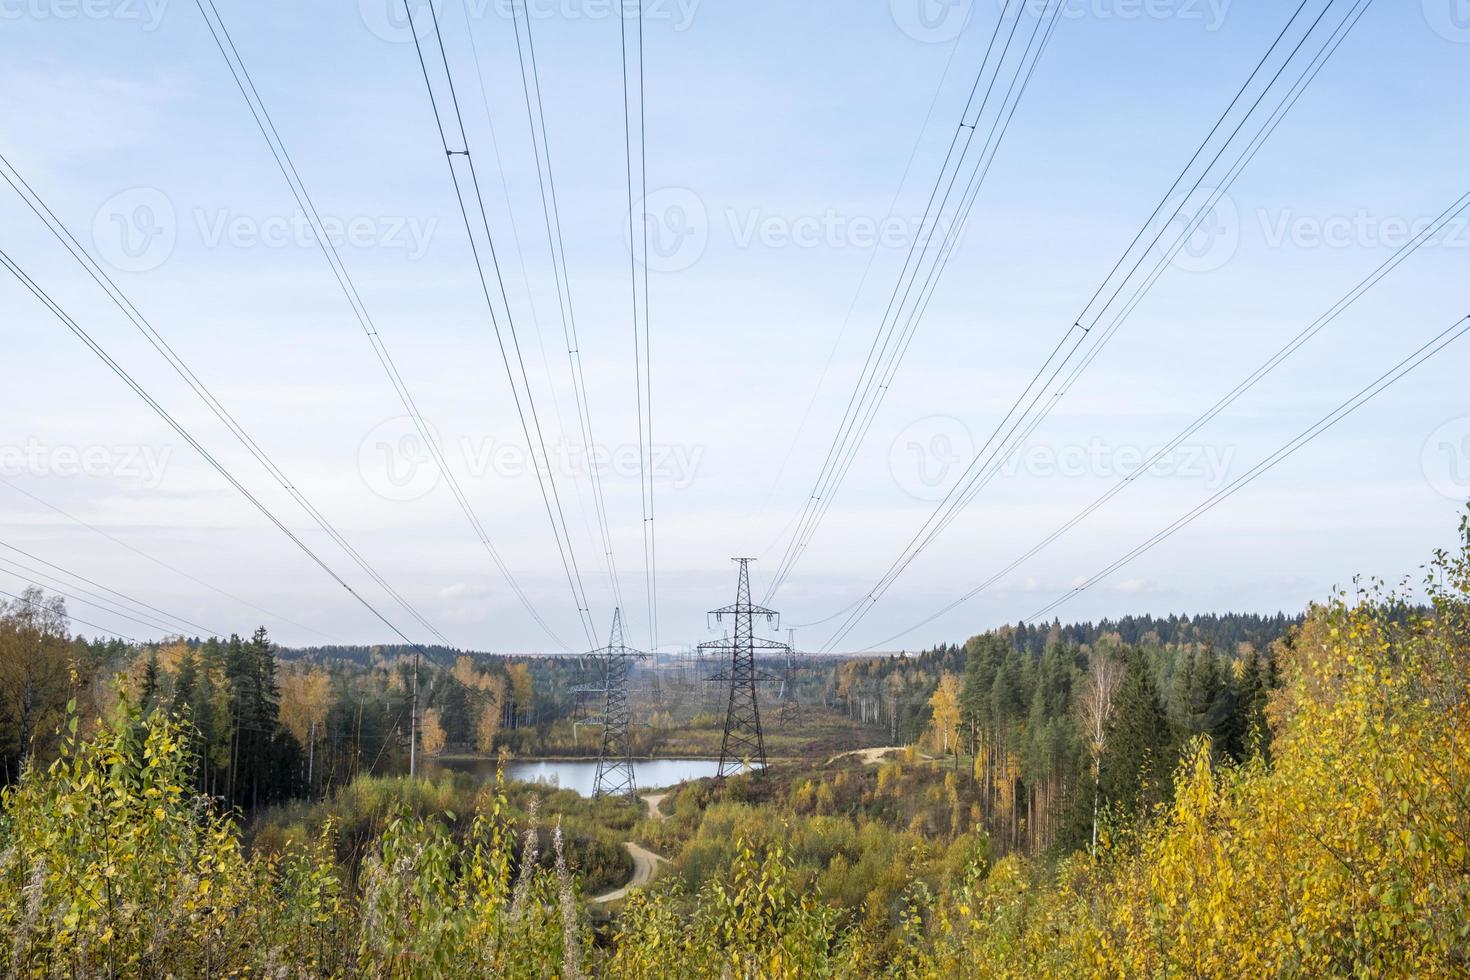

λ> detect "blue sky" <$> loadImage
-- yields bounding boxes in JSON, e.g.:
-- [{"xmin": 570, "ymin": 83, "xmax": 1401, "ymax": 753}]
[{"xmin": 2, "ymin": 0, "xmax": 1468, "ymax": 652}]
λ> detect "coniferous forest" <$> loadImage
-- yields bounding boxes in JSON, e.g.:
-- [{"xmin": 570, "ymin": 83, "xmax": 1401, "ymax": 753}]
[{"xmin": 2, "ymin": 514, "xmax": 1468, "ymax": 976}]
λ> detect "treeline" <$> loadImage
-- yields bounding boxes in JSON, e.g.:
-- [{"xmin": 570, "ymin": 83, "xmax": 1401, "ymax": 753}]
[
  {"xmin": 999, "ymin": 610, "xmax": 1301, "ymax": 656},
  {"xmin": 4, "ymin": 521, "xmax": 1467, "ymax": 974},
  {"xmin": 0, "ymin": 601, "xmax": 595, "ymax": 809},
  {"xmin": 828, "ymin": 612, "xmax": 1285, "ymax": 857}
]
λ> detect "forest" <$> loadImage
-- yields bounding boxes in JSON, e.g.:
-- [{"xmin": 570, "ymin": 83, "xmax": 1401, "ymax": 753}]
[{"xmin": 0, "ymin": 515, "xmax": 1466, "ymax": 975}]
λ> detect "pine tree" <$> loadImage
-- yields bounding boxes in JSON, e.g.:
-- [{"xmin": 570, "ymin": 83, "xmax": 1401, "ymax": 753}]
[
  {"xmin": 1099, "ymin": 646, "xmax": 1174, "ymax": 825},
  {"xmin": 140, "ymin": 652, "xmax": 161, "ymax": 711}
]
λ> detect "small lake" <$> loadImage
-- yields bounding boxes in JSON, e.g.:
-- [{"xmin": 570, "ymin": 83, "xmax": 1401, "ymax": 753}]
[{"xmin": 430, "ymin": 757, "xmax": 736, "ymax": 796}]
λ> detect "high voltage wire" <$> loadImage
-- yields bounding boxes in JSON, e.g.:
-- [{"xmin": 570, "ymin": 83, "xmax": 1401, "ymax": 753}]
[
  {"xmin": 860, "ymin": 187, "xmax": 1470, "ymax": 650},
  {"xmin": 0, "ymin": 561, "xmax": 198, "ymax": 638},
  {"xmin": 763, "ymin": 0, "xmax": 1063, "ymax": 604},
  {"xmin": 791, "ymin": 0, "xmax": 1066, "ymax": 605},
  {"xmin": 453, "ymin": 0, "xmax": 603, "ymax": 623},
  {"xmin": 1025, "ymin": 312, "xmax": 1470, "ymax": 623},
  {"xmin": 403, "ymin": 0, "xmax": 598, "ymax": 648},
  {"xmin": 507, "ymin": 0, "xmax": 628, "ymax": 615},
  {"xmin": 190, "ymin": 0, "xmax": 568, "ymax": 651},
  {"xmin": 621, "ymin": 0, "xmax": 658, "ymax": 651},
  {"xmin": 740, "ymin": 23, "xmax": 972, "ymax": 558},
  {"xmin": 0, "ymin": 539, "xmax": 224, "ymax": 637},
  {"xmin": 0, "ymin": 152, "xmax": 448, "ymax": 648},
  {"xmin": 0, "ymin": 476, "xmax": 336, "ymax": 642},
  {"xmin": 0, "ymin": 586, "xmax": 138, "ymax": 643},
  {"xmin": 0, "ymin": 246, "xmax": 467, "ymax": 684},
  {"xmin": 817, "ymin": 0, "xmax": 1370, "ymax": 652}
]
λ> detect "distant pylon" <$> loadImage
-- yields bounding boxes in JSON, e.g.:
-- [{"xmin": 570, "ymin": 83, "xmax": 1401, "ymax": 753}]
[
  {"xmin": 588, "ymin": 609, "xmax": 648, "ymax": 800},
  {"xmin": 779, "ymin": 628, "xmax": 801, "ymax": 727},
  {"xmin": 699, "ymin": 559, "xmax": 781, "ymax": 778}
]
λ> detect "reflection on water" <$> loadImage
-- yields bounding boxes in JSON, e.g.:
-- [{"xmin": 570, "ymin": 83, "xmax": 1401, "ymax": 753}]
[{"xmin": 429, "ymin": 757, "xmax": 742, "ymax": 797}]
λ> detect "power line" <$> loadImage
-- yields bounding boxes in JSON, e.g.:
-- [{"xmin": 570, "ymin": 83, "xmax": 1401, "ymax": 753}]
[
  {"xmin": 0, "ymin": 152, "xmax": 449, "ymax": 648},
  {"xmin": 1026, "ymin": 312, "xmax": 1470, "ymax": 623},
  {"xmin": 508, "ymin": 0, "xmax": 628, "ymax": 615},
  {"xmin": 0, "ymin": 245, "xmax": 454, "ymax": 672},
  {"xmin": 817, "ymin": 0, "xmax": 1370, "ymax": 652},
  {"xmin": 863, "ymin": 187, "xmax": 1470, "ymax": 649},
  {"xmin": 764, "ymin": 0, "xmax": 1063, "ymax": 603},
  {"xmin": 0, "ymin": 475, "xmax": 336, "ymax": 642},
  {"xmin": 402, "ymin": 0, "xmax": 599, "ymax": 648},
  {"xmin": 621, "ymin": 0, "xmax": 659, "ymax": 650},
  {"xmin": 0, "ymin": 539, "xmax": 224, "ymax": 637},
  {"xmin": 740, "ymin": 21, "xmax": 972, "ymax": 557},
  {"xmin": 0, "ymin": 585, "xmax": 138, "ymax": 643},
  {"xmin": 189, "ymin": 0, "xmax": 568, "ymax": 650},
  {"xmin": 0, "ymin": 562, "xmax": 195, "ymax": 638}
]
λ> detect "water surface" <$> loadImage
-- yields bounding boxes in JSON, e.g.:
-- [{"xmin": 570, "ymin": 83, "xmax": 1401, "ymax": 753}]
[{"xmin": 431, "ymin": 757, "xmax": 733, "ymax": 796}]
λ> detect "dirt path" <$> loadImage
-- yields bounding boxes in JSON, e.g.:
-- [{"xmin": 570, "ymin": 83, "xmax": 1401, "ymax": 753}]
[
  {"xmin": 826, "ymin": 746, "xmax": 908, "ymax": 765},
  {"xmin": 590, "ymin": 794, "xmax": 668, "ymax": 904},
  {"xmin": 590, "ymin": 842, "xmax": 666, "ymax": 904}
]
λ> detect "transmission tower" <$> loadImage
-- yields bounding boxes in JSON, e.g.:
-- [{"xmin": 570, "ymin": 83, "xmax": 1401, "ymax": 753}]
[
  {"xmin": 586, "ymin": 608, "xmax": 648, "ymax": 800},
  {"xmin": 699, "ymin": 559, "xmax": 782, "ymax": 778},
  {"xmin": 778, "ymin": 628, "xmax": 802, "ymax": 727}
]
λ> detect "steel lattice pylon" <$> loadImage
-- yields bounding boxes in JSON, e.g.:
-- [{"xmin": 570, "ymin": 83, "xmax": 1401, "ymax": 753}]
[
  {"xmin": 586, "ymin": 609, "xmax": 648, "ymax": 800},
  {"xmin": 778, "ymin": 629, "xmax": 802, "ymax": 727},
  {"xmin": 699, "ymin": 559, "xmax": 783, "ymax": 778}
]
